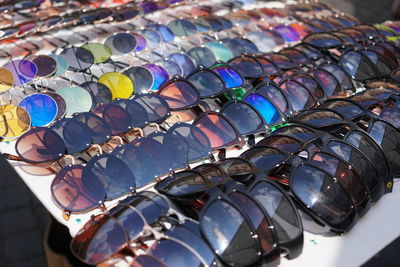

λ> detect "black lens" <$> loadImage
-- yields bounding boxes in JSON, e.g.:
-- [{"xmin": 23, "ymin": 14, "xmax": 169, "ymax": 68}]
[
  {"xmin": 325, "ymin": 140, "xmax": 383, "ymax": 202},
  {"xmin": 279, "ymin": 80, "xmax": 316, "ymax": 111},
  {"xmin": 263, "ymin": 53, "xmax": 296, "ymax": 70},
  {"xmin": 303, "ymin": 32, "xmax": 343, "ymax": 49},
  {"xmin": 221, "ymin": 101, "xmax": 265, "ymax": 135},
  {"xmin": 186, "ymin": 69, "xmax": 226, "ymax": 98},
  {"xmin": 368, "ymin": 120, "xmax": 400, "ymax": 175},
  {"xmin": 138, "ymin": 191, "xmax": 170, "ymax": 213},
  {"xmin": 165, "ymin": 224, "xmax": 218, "ymax": 265},
  {"xmin": 201, "ymin": 199, "xmax": 260, "ymax": 266},
  {"xmin": 249, "ymin": 180, "xmax": 302, "ymax": 257},
  {"xmin": 193, "ymin": 163, "xmax": 228, "ymax": 185},
  {"xmin": 132, "ymin": 94, "xmax": 170, "ymax": 124},
  {"xmin": 168, "ymin": 53, "xmax": 196, "ymax": 76},
  {"xmin": 166, "ymin": 123, "xmax": 211, "ymax": 162},
  {"xmin": 80, "ymin": 81, "xmax": 112, "ymax": 108},
  {"xmin": 228, "ymin": 56, "xmax": 263, "ymax": 79},
  {"xmin": 216, "ymin": 158, "xmax": 253, "ymax": 175},
  {"xmin": 99, "ymin": 103, "xmax": 132, "ymax": 135},
  {"xmin": 105, "ymin": 32, "xmax": 138, "ymax": 55},
  {"xmin": 59, "ymin": 47, "xmax": 94, "ymax": 71},
  {"xmin": 109, "ymin": 205, "xmax": 145, "ymax": 240},
  {"xmin": 155, "ymin": 170, "xmax": 209, "ymax": 197},
  {"xmin": 310, "ymin": 151, "xmax": 370, "ymax": 214},
  {"xmin": 320, "ymin": 100, "xmax": 363, "ymax": 119},
  {"xmin": 240, "ymin": 146, "xmax": 286, "ymax": 172},
  {"xmin": 345, "ymin": 130, "xmax": 390, "ymax": 182},
  {"xmin": 187, "ymin": 47, "xmax": 216, "ymax": 67},
  {"xmin": 83, "ymin": 154, "xmax": 135, "ymax": 200},
  {"xmin": 281, "ymin": 48, "xmax": 308, "ymax": 65},
  {"xmin": 228, "ymin": 191, "xmax": 277, "ymax": 255},
  {"xmin": 50, "ymin": 118, "xmax": 92, "ymax": 154},
  {"xmin": 291, "ymin": 164, "xmax": 355, "ymax": 230},
  {"xmin": 148, "ymin": 239, "xmax": 204, "ymax": 267},
  {"xmin": 294, "ymin": 43, "xmax": 323, "ymax": 60},
  {"xmin": 290, "ymin": 73, "xmax": 325, "ymax": 100},
  {"xmin": 132, "ymin": 135, "xmax": 182, "ymax": 176},
  {"xmin": 361, "ymin": 50, "xmax": 393, "ymax": 77},
  {"xmin": 234, "ymin": 38, "xmax": 259, "ymax": 54},
  {"xmin": 257, "ymin": 135, "xmax": 302, "ymax": 152},
  {"xmin": 339, "ymin": 50, "xmax": 379, "ymax": 81},
  {"xmin": 255, "ymin": 83, "xmax": 289, "ymax": 113},
  {"xmin": 113, "ymin": 99, "xmax": 149, "ymax": 128},
  {"xmin": 273, "ymin": 125, "xmax": 315, "ymax": 141},
  {"xmin": 293, "ymin": 110, "xmax": 344, "ymax": 128},
  {"xmin": 123, "ymin": 66, "xmax": 154, "ymax": 93},
  {"xmin": 308, "ymin": 68, "xmax": 343, "ymax": 97},
  {"xmin": 319, "ymin": 63, "xmax": 354, "ymax": 93}
]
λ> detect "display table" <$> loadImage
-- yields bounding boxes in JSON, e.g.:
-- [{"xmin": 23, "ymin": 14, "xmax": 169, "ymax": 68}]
[{"xmin": 2, "ymin": 137, "xmax": 400, "ymax": 266}]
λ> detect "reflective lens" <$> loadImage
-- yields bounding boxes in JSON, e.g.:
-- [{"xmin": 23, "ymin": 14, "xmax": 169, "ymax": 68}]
[
  {"xmin": 56, "ymin": 86, "xmax": 92, "ymax": 117},
  {"xmin": 244, "ymin": 94, "xmax": 280, "ymax": 124},
  {"xmin": 18, "ymin": 93, "xmax": 57, "ymax": 126},
  {"xmin": 3, "ymin": 59, "xmax": 37, "ymax": 86}
]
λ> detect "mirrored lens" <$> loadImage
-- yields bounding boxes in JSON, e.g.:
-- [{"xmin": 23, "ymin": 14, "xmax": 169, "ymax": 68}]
[{"xmin": 18, "ymin": 93, "xmax": 57, "ymax": 126}]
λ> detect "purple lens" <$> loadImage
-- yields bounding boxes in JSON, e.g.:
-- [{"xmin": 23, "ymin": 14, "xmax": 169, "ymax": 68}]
[
  {"xmin": 44, "ymin": 92, "xmax": 66, "ymax": 119},
  {"xmin": 130, "ymin": 33, "xmax": 147, "ymax": 52},
  {"xmin": 211, "ymin": 65, "xmax": 244, "ymax": 88},
  {"xmin": 274, "ymin": 25, "xmax": 300, "ymax": 42},
  {"xmin": 4, "ymin": 59, "xmax": 37, "ymax": 86},
  {"xmin": 143, "ymin": 64, "xmax": 169, "ymax": 91},
  {"xmin": 31, "ymin": 55, "xmax": 57, "ymax": 77}
]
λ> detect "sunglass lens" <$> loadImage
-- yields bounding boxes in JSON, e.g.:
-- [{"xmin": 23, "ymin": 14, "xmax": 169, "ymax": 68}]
[
  {"xmin": 194, "ymin": 113, "xmax": 238, "ymax": 149},
  {"xmin": 73, "ymin": 112, "xmax": 111, "ymax": 144},
  {"xmin": 83, "ymin": 154, "xmax": 135, "ymax": 200},
  {"xmin": 18, "ymin": 93, "xmax": 57, "ymax": 126},
  {"xmin": 157, "ymin": 80, "xmax": 198, "ymax": 110},
  {"xmin": 244, "ymin": 93, "xmax": 281, "ymax": 124},
  {"xmin": 221, "ymin": 101, "xmax": 264, "ymax": 135},
  {"xmin": 201, "ymin": 200, "xmax": 259, "ymax": 266},
  {"xmin": 168, "ymin": 53, "xmax": 196, "ymax": 76},
  {"xmin": 167, "ymin": 19, "xmax": 197, "ymax": 37},
  {"xmin": 3, "ymin": 59, "xmax": 37, "ymax": 86},
  {"xmin": 59, "ymin": 47, "xmax": 94, "ymax": 71},
  {"xmin": 80, "ymin": 81, "xmax": 112, "ymax": 108},
  {"xmin": 123, "ymin": 66, "xmax": 154, "ymax": 93},
  {"xmin": 132, "ymin": 94, "xmax": 170, "ymax": 123},
  {"xmin": 131, "ymin": 255, "xmax": 167, "ymax": 267},
  {"xmin": 240, "ymin": 146, "xmax": 285, "ymax": 171},
  {"xmin": 211, "ymin": 65, "xmax": 244, "ymax": 88},
  {"xmin": 105, "ymin": 32, "xmax": 137, "ymax": 55},
  {"xmin": 228, "ymin": 57, "xmax": 263, "ymax": 79},
  {"xmin": 143, "ymin": 63, "xmax": 169, "ymax": 91},
  {"xmin": 71, "ymin": 215, "xmax": 128, "ymax": 265},
  {"xmin": 187, "ymin": 70, "xmax": 226, "ymax": 98},
  {"xmin": 51, "ymin": 165, "xmax": 105, "ymax": 212},
  {"xmin": 187, "ymin": 46, "xmax": 216, "ymax": 67},
  {"xmin": 16, "ymin": 127, "xmax": 65, "ymax": 163},
  {"xmin": 279, "ymin": 80, "xmax": 315, "ymax": 111},
  {"xmin": 339, "ymin": 50, "xmax": 379, "ymax": 81}
]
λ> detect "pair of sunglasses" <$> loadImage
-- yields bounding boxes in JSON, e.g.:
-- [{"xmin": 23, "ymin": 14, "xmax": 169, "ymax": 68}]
[
  {"xmin": 260, "ymin": 123, "xmax": 385, "ymax": 203},
  {"xmin": 155, "ymin": 157, "xmax": 304, "ymax": 259}
]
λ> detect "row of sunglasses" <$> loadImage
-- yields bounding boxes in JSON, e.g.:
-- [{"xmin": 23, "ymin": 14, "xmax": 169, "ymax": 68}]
[
  {"xmin": 0, "ymin": 0, "xmax": 362, "ymax": 62},
  {"xmin": 55, "ymin": 22, "xmax": 400, "ymax": 266},
  {"xmin": 64, "ymin": 80, "xmax": 400, "ymax": 267}
]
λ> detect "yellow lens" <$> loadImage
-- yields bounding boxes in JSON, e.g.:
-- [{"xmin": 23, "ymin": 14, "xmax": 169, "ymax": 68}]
[
  {"xmin": 81, "ymin": 43, "xmax": 112, "ymax": 64},
  {"xmin": 0, "ymin": 105, "xmax": 31, "ymax": 139},
  {"xmin": 98, "ymin": 72, "xmax": 134, "ymax": 99},
  {"xmin": 0, "ymin": 67, "xmax": 14, "ymax": 94}
]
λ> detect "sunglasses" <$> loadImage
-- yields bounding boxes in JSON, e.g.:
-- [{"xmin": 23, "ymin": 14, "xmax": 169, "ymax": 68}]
[{"xmin": 291, "ymin": 109, "xmax": 393, "ymax": 192}]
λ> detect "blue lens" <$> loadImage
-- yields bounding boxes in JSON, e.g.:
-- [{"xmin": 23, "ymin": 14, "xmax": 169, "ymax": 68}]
[
  {"xmin": 147, "ymin": 24, "xmax": 175, "ymax": 42},
  {"xmin": 143, "ymin": 64, "xmax": 169, "ymax": 91},
  {"xmin": 205, "ymin": 42, "xmax": 234, "ymax": 62},
  {"xmin": 140, "ymin": 29, "xmax": 161, "ymax": 49},
  {"xmin": 244, "ymin": 94, "xmax": 280, "ymax": 124},
  {"xmin": 18, "ymin": 93, "xmax": 57, "ymax": 126},
  {"xmin": 155, "ymin": 59, "xmax": 183, "ymax": 77},
  {"xmin": 167, "ymin": 53, "xmax": 195, "ymax": 76},
  {"xmin": 212, "ymin": 65, "xmax": 243, "ymax": 88}
]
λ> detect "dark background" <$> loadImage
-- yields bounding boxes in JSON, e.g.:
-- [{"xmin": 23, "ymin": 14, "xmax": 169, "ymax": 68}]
[{"xmin": 0, "ymin": 0, "xmax": 398, "ymax": 266}]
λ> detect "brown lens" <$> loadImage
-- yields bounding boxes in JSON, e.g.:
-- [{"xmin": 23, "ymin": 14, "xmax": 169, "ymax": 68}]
[
  {"xmin": 51, "ymin": 165, "xmax": 105, "ymax": 212},
  {"xmin": 71, "ymin": 214, "xmax": 128, "ymax": 265},
  {"xmin": 157, "ymin": 80, "xmax": 199, "ymax": 110},
  {"xmin": 194, "ymin": 113, "xmax": 239, "ymax": 150},
  {"xmin": 15, "ymin": 127, "xmax": 66, "ymax": 163}
]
